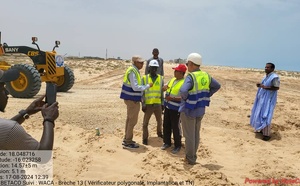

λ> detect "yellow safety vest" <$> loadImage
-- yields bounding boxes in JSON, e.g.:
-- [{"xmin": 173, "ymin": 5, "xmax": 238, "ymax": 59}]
[
  {"xmin": 143, "ymin": 74, "xmax": 163, "ymax": 104},
  {"xmin": 164, "ymin": 77, "xmax": 184, "ymax": 111}
]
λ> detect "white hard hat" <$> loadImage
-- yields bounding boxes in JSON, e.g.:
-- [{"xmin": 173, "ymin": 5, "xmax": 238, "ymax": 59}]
[
  {"xmin": 149, "ymin": 59, "xmax": 159, "ymax": 67},
  {"xmin": 187, "ymin": 53, "xmax": 202, "ymax": 66}
]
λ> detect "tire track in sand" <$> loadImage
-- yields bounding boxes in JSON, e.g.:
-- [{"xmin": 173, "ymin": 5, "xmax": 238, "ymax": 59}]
[{"xmin": 76, "ymin": 69, "xmax": 124, "ymax": 88}]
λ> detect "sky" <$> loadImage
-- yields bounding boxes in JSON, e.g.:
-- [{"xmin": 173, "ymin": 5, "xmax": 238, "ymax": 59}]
[{"xmin": 1, "ymin": 0, "xmax": 300, "ymax": 71}]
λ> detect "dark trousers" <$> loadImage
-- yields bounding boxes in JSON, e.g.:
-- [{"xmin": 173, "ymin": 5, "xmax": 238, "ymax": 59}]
[{"xmin": 163, "ymin": 107, "xmax": 181, "ymax": 148}]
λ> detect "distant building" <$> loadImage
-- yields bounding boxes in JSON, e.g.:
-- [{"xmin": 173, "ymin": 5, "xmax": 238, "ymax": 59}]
[
  {"xmin": 83, "ymin": 56, "xmax": 105, "ymax": 60},
  {"xmin": 106, "ymin": 57, "xmax": 122, "ymax": 60},
  {"xmin": 174, "ymin": 58, "xmax": 185, "ymax": 64}
]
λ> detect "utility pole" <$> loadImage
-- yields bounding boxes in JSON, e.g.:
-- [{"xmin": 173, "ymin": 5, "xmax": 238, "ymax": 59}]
[{"xmin": 105, "ymin": 48, "xmax": 107, "ymax": 60}]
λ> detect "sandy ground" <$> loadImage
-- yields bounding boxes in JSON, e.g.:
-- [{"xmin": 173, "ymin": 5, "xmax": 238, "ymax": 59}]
[{"xmin": 2, "ymin": 58, "xmax": 300, "ymax": 186}]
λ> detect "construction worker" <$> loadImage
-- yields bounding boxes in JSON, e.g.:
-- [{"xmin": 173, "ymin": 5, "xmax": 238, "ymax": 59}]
[
  {"xmin": 161, "ymin": 64, "xmax": 187, "ymax": 154},
  {"xmin": 141, "ymin": 59, "xmax": 164, "ymax": 145},
  {"xmin": 179, "ymin": 53, "xmax": 221, "ymax": 165},
  {"xmin": 120, "ymin": 55, "xmax": 153, "ymax": 149}
]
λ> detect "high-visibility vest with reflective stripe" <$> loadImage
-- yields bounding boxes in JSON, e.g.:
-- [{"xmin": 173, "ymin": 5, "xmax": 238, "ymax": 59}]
[
  {"xmin": 185, "ymin": 71, "xmax": 211, "ymax": 109},
  {"xmin": 120, "ymin": 66, "xmax": 142, "ymax": 101},
  {"xmin": 143, "ymin": 74, "xmax": 163, "ymax": 104},
  {"xmin": 164, "ymin": 77, "xmax": 184, "ymax": 111}
]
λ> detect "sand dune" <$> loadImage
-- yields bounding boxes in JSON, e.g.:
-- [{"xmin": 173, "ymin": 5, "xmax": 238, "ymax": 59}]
[{"xmin": 3, "ymin": 58, "xmax": 300, "ymax": 185}]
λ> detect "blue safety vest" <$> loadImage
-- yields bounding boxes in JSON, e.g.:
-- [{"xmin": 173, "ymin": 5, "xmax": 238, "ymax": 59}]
[
  {"xmin": 120, "ymin": 66, "xmax": 142, "ymax": 101},
  {"xmin": 185, "ymin": 71, "xmax": 211, "ymax": 109}
]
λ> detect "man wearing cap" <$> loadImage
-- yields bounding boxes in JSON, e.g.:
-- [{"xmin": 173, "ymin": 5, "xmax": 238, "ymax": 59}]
[
  {"xmin": 141, "ymin": 59, "xmax": 164, "ymax": 145},
  {"xmin": 145, "ymin": 48, "xmax": 164, "ymax": 76},
  {"xmin": 179, "ymin": 53, "xmax": 221, "ymax": 165},
  {"xmin": 0, "ymin": 69, "xmax": 59, "ymax": 150},
  {"xmin": 120, "ymin": 56, "xmax": 153, "ymax": 149},
  {"xmin": 161, "ymin": 64, "xmax": 187, "ymax": 154}
]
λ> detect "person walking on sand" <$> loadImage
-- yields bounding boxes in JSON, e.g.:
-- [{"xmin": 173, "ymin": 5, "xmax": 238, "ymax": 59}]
[
  {"xmin": 120, "ymin": 55, "xmax": 153, "ymax": 149},
  {"xmin": 250, "ymin": 62, "xmax": 280, "ymax": 141},
  {"xmin": 141, "ymin": 60, "xmax": 164, "ymax": 145},
  {"xmin": 145, "ymin": 48, "xmax": 164, "ymax": 76},
  {"xmin": 161, "ymin": 64, "xmax": 187, "ymax": 154},
  {"xmin": 179, "ymin": 53, "xmax": 221, "ymax": 165}
]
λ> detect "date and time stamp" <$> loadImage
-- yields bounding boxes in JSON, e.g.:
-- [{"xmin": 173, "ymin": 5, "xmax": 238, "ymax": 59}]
[
  {"xmin": 1, "ymin": 151, "xmax": 299, "ymax": 185},
  {"xmin": 0, "ymin": 151, "xmax": 196, "ymax": 186}
]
